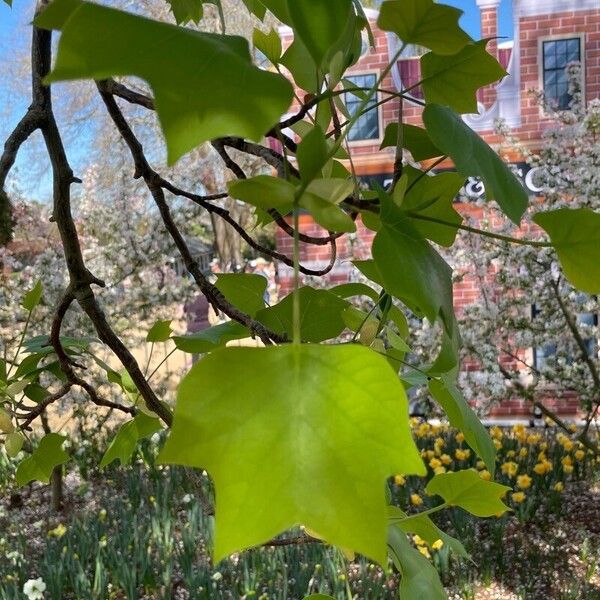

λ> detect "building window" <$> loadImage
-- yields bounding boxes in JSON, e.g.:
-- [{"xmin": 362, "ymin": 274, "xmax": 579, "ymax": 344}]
[
  {"xmin": 542, "ymin": 38, "xmax": 581, "ymax": 110},
  {"xmin": 344, "ymin": 73, "xmax": 380, "ymax": 142}
]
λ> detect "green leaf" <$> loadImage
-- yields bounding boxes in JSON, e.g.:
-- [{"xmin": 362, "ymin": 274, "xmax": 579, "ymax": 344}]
[
  {"xmin": 387, "ymin": 523, "xmax": 447, "ymax": 600},
  {"xmin": 533, "ymin": 208, "xmax": 600, "ymax": 294},
  {"xmin": 23, "ymin": 383, "xmax": 51, "ymax": 403},
  {"xmin": 287, "ymin": 0, "xmax": 354, "ymax": 68},
  {"xmin": 13, "ymin": 353, "xmax": 43, "ymax": 379},
  {"xmin": 378, "ymin": 0, "xmax": 471, "ymax": 56},
  {"xmin": 299, "ymin": 193, "xmax": 356, "ymax": 233},
  {"xmin": 36, "ymin": 0, "xmax": 293, "ymax": 164},
  {"xmin": 258, "ymin": 0, "xmax": 290, "ymax": 23},
  {"xmin": 23, "ymin": 334, "xmax": 97, "ymax": 355},
  {"xmin": 0, "ymin": 358, "xmax": 6, "ymax": 383},
  {"xmin": 22, "ymin": 280, "xmax": 43, "ymax": 312},
  {"xmin": 402, "ymin": 167, "xmax": 464, "ymax": 247},
  {"xmin": 330, "ymin": 282, "xmax": 379, "ymax": 301},
  {"xmin": 306, "ymin": 178, "xmax": 353, "ymax": 205},
  {"xmin": 241, "ymin": 0, "xmax": 266, "ymax": 19},
  {"xmin": 280, "ymin": 37, "xmax": 320, "ymax": 93},
  {"xmin": 5, "ymin": 432, "xmax": 24, "ymax": 458},
  {"xmin": 16, "ymin": 433, "xmax": 70, "ymax": 487},
  {"xmin": 388, "ymin": 506, "xmax": 468, "ymax": 559},
  {"xmin": 297, "ymin": 126, "xmax": 328, "ymax": 183},
  {"xmin": 303, "ymin": 596, "xmax": 335, "ymax": 600},
  {"xmin": 228, "ymin": 175, "xmax": 295, "ymax": 214},
  {"xmin": 100, "ymin": 413, "xmax": 162, "ymax": 468},
  {"xmin": 421, "ymin": 40, "xmax": 507, "ymax": 114},
  {"xmin": 425, "ymin": 470, "xmax": 510, "ymax": 517},
  {"xmin": 159, "ymin": 344, "xmax": 424, "ymax": 564},
  {"xmin": 165, "ymin": 0, "xmax": 204, "ymax": 24},
  {"xmin": 380, "ymin": 123, "xmax": 443, "ymax": 162},
  {"xmin": 173, "ymin": 321, "xmax": 250, "ymax": 354},
  {"xmin": 146, "ymin": 320, "xmax": 172, "ymax": 343},
  {"xmin": 215, "ymin": 273, "xmax": 268, "ymax": 317},
  {"xmin": 253, "ymin": 27, "xmax": 282, "ymax": 64},
  {"xmin": 429, "ymin": 377, "xmax": 496, "ymax": 475},
  {"xmin": 373, "ymin": 194, "xmax": 456, "ymax": 337},
  {"xmin": 256, "ymin": 287, "xmax": 348, "ymax": 342},
  {"xmin": 423, "ymin": 104, "xmax": 528, "ymax": 225}
]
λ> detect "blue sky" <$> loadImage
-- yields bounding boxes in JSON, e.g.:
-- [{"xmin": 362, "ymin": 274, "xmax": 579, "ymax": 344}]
[{"xmin": 0, "ymin": 0, "xmax": 514, "ymax": 199}]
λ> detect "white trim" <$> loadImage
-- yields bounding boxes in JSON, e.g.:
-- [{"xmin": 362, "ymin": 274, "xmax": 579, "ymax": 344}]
[
  {"xmin": 515, "ymin": 0, "xmax": 599, "ymax": 17},
  {"xmin": 476, "ymin": 0, "xmax": 501, "ymax": 8},
  {"xmin": 537, "ymin": 33, "xmax": 586, "ymax": 113}
]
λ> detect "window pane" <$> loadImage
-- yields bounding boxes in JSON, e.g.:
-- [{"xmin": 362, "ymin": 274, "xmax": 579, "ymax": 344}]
[{"xmin": 345, "ymin": 74, "xmax": 379, "ymax": 142}]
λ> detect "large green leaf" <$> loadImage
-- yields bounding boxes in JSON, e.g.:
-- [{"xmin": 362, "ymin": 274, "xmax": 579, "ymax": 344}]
[
  {"xmin": 215, "ymin": 273, "xmax": 268, "ymax": 317},
  {"xmin": 16, "ymin": 433, "xmax": 70, "ymax": 487},
  {"xmin": 378, "ymin": 0, "xmax": 470, "ymax": 56},
  {"xmin": 287, "ymin": 0, "xmax": 354, "ymax": 68},
  {"xmin": 159, "ymin": 344, "xmax": 424, "ymax": 564},
  {"xmin": 299, "ymin": 193, "xmax": 356, "ymax": 233},
  {"xmin": 425, "ymin": 470, "xmax": 510, "ymax": 517},
  {"xmin": 380, "ymin": 123, "xmax": 443, "ymax": 162},
  {"xmin": 22, "ymin": 280, "xmax": 43, "ymax": 312},
  {"xmin": 421, "ymin": 41, "xmax": 507, "ymax": 114},
  {"xmin": 533, "ymin": 208, "xmax": 600, "ymax": 294},
  {"xmin": 388, "ymin": 506, "xmax": 468, "ymax": 559},
  {"xmin": 100, "ymin": 413, "xmax": 162, "ymax": 468},
  {"xmin": 429, "ymin": 377, "xmax": 496, "ymax": 475},
  {"xmin": 280, "ymin": 37, "xmax": 320, "ymax": 93},
  {"xmin": 228, "ymin": 175, "xmax": 295, "ymax": 213},
  {"xmin": 256, "ymin": 287, "xmax": 348, "ymax": 343},
  {"xmin": 402, "ymin": 167, "xmax": 464, "ymax": 247},
  {"xmin": 423, "ymin": 104, "xmax": 528, "ymax": 225},
  {"xmin": 387, "ymin": 523, "xmax": 447, "ymax": 600},
  {"xmin": 36, "ymin": 0, "xmax": 293, "ymax": 164},
  {"xmin": 172, "ymin": 321, "xmax": 250, "ymax": 353},
  {"xmin": 253, "ymin": 27, "xmax": 282, "ymax": 64},
  {"xmin": 373, "ymin": 194, "xmax": 456, "ymax": 337}
]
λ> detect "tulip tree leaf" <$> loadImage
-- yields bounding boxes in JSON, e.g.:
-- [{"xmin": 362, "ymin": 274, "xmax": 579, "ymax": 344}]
[
  {"xmin": 425, "ymin": 470, "xmax": 510, "ymax": 517},
  {"xmin": 256, "ymin": 287, "xmax": 349, "ymax": 343},
  {"xmin": 165, "ymin": 0, "xmax": 204, "ymax": 24},
  {"xmin": 253, "ymin": 28, "xmax": 282, "ymax": 64},
  {"xmin": 421, "ymin": 40, "xmax": 507, "ymax": 114},
  {"xmin": 228, "ymin": 176, "xmax": 295, "ymax": 213},
  {"xmin": 429, "ymin": 377, "xmax": 496, "ymax": 475},
  {"xmin": 378, "ymin": 0, "xmax": 471, "ymax": 56},
  {"xmin": 146, "ymin": 320, "xmax": 172, "ymax": 343},
  {"xmin": 22, "ymin": 280, "xmax": 43, "ymax": 311},
  {"xmin": 215, "ymin": 273, "xmax": 268, "ymax": 317},
  {"xmin": 533, "ymin": 208, "xmax": 600, "ymax": 294},
  {"xmin": 36, "ymin": 0, "xmax": 293, "ymax": 164},
  {"xmin": 423, "ymin": 104, "xmax": 528, "ymax": 225},
  {"xmin": 380, "ymin": 123, "xmax": 443, "ymax": 162},
  {"xmin": 100, "ymin": 413, "xmax": 162, "ymax": 468},
  {"xmin": 387, "ymin": 522, "xmax": 447, "ymax": 600},
  {"xmin": 373, "ymin": 191, "xmax": 456, "ymax": 338},
  {"xmin": 241, "ymin": 0, "xmax": 266, "ymax": 19},
  {"xmin": 287, "ymin": 0, "xmax": 354, "ymax": 68},
  {"xmin": 172, "ymin": 321, "xmax": 250, "ymax": 354},
  {"xmin": 159, "ymin": 344, "xmax": 425, "ymax": 564},
  {"xmin": 16, "ymin": 433, "xmax": 70, "ymax": 487}
]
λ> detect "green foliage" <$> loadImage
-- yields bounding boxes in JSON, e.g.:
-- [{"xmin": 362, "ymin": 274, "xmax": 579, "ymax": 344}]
[
  {"xmin": 380, "ymin": 123, "xmax": 442, "ymax": 161},
  {"xmin": 15, "ymin": 433, "xmax": 69, "ymax": 486},
  {"xmin": 215, "ymin": 273, "xmax": 268, "ymax": 317},
  {"xmin": 378, "ymin": 0, "xmax": 471, "ymax": 56},
  {"xmin": 428, "ymin": 376, "xmax": 496, "ymax": 475},
  {"xmin": 36, "ymin": 0, "xmax": 293, "ymax": 164},
  {"xmin": 146, "ymin": 320, "xmax": 172, "ymax": 343},
  {"xmin": 534, "ymin": 208, "xmax": 600, "ymax": 294},
  {"xmin": 421, "ymin": 40, "xmax": 507, "ymax": 114},
  {"xmin": 165, "ymin": 0, "xmax": 204, "ymax": 24},
  {"xmin": 159, "ymin": 344, "xmax": 424, "ymax": 564},
  {"xmin": 252, "ymin": 27, "xmax": 282, "ymax": 64},
  {"xmin": 100, "ymin": 414, "xmax": 162, "ymax": 468},
  {"xmin": 21, "ymin": 280, "xmax": 43, "ymax": 311},
  {"xmin": 423, "ymin": 104, "xmax": 528, "ymax": 224},
  {"xmin": 172, "ymin": 321, "xmax": 250, "ymax": 353},
  {"xmin": 425, "ymin": 470, "xmax": 510, "ymax": 517}
]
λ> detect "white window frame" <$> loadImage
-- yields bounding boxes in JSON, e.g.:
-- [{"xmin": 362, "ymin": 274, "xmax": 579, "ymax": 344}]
[{"xmin": 343, "ymin": 70, "xmax": 384, "ymax": 147}]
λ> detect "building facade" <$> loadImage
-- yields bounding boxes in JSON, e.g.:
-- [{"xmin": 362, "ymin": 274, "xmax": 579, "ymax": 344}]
[{"xmin": 275, "ymin": 0, "xmax": 600, "ymax": 421}]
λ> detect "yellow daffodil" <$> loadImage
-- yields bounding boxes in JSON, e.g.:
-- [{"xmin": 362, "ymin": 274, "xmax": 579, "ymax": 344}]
[
  {"xmin": 561, "ymin": 456, "xmax": 573, "ymax": 467},
  {"xmin": 574, "ymin": 450, "xmax": 585, "ymax": 461},
  {"xmin": 493, "ymin": 439, "xmax": 502, "ymax": 450},
  {"xmin": 476, "ymin": 460, "xmax": 485, "ymax": 469},
  {"xmin": 410, "ymin": 493, "xmax": 423, "ymax": 506},
  {"xmin": 553, "ymin": 482, "xmax": 564, "ymax": 492},
  {"xmin": 533, "ymin": 460, "xmax": 552, "ymax": 475},
  {"xmin": 434, "ymin": 466, "xmax": 446, "ymax": 475},
  {"xmin": 563, "ymin": 464, "xmax": 574, "ymax": 474},
  {"xmin": 500, "ymin": 461, "xmax": 518, "ymax": 478},
  {"xmin": 455, "ymin": 432, "xmax": 465, "ymax": 443},
  {"xmin": 429, "ymin": 458, "xmax": 442, "ymax": 469},
  {"xmin": 48, "ymin": 523, "xmax": 67, "ymax": 538},
  {"xmin": 418, "ymin": 546, "xmax": 431, "ymax": 559},
  {"xmin": 511, "ymin": 491, "xmax": 526, "ymax": 504},
  {"xmin": 455, "ymin": 449, "xmax": 469, "ymax": 461},
  {"xmin": 519, "ymin": 447, "xmax": 528, "ymax": 458},
  {"xmin": 412, "ymin": 535, "xmax": 426, "ymax": 546},
  {"xmin": 527, "ymin": 433, "xmax": 541, "ymax": 445},
  {"xmin": 440, "ymin": 454, "xmax": 452, "ymax": 465},
  {"xmin": 394, "ymin": 474, "xmax": 406, "ymax": 486},
  {"xmin": 506, "ymin": 450, "xmax": 516, "ymax": 458},
  {"xmin": 432, "ymin": 539, "xmax": 444, "ymax": 551},
  {"xmin": 490, "ymin": 426, "xmax": 504, "ymax": 440},
  {"xmin": 479, "ymin": 470, "xmax": 491, "ymax": 480},
  {"xmin": 516, "ymin": 474, "xmax": 532, "ymax": 489}
]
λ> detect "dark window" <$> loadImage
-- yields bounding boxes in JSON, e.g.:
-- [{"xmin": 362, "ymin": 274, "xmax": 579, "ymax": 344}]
[
  {"xmin": 542, "ymin": 38, "xmax": 581, "ymax": 110},
  {"xmin": 344, "ymin": 73, "xmax": 380, "ymax": 142}
]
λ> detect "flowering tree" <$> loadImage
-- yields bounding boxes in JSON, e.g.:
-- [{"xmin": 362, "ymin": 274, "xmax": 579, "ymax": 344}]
[
  {"xmin": 1, "ymin": 1, "xmax": 600, "ymax": 597},
  {"xmin": 455, "ymin": 67, "xmax": 600, "ymax": 450}
]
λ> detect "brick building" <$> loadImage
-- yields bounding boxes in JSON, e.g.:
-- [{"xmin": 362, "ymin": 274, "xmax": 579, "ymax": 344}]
[{"xmin": 275, "ymin": 0, "xmax": 600, "ymax": 421}]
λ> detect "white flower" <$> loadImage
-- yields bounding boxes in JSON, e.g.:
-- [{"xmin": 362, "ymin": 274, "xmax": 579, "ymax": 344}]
[
  {"xmin": 23, "ymin": 578, "xmax": 46, "ymax": 600},
  {"xmin": 182, "ymin": 494, "xmax": 193, "ymax": 504}
]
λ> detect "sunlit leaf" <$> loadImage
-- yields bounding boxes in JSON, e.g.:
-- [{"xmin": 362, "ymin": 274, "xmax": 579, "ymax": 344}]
[
  {"xmin": 380, "ymin": 123, "xmax": 443, "ymax": 162},
  {"xmin": 36, "ymin": 0, "xmax": 293, "ymax": 164},
  {"xmin": 253, "ymin": 27, "xmax": 282, "ymax": 64},
  {"xmin": 425, "ymin": 470, "xmax": 510, "ymax": 517},
  {"xmin": 173, "ymin": 321, "xmax": 250, "ymax": 354},
  {"xmin": 146, "ymin": 320, "xmax": 172, "ymax": 343},
  {"xmin": 215, "ymin": 273, "xmax": 268, "ymax": 317},
  {"xmin": 159, "ymin": 344, "xmax": 425, "ymax": 564},
  {"xmin": 165, "ymin": 0, "xmax": 204, "ymax": 24},
  {"xmin": 16, "ymin": 433, "xmax": 70, "ymax": 487},
  {"xmin": 378, "ymin": 0, "xmax": 471, "ymax": 56}
]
